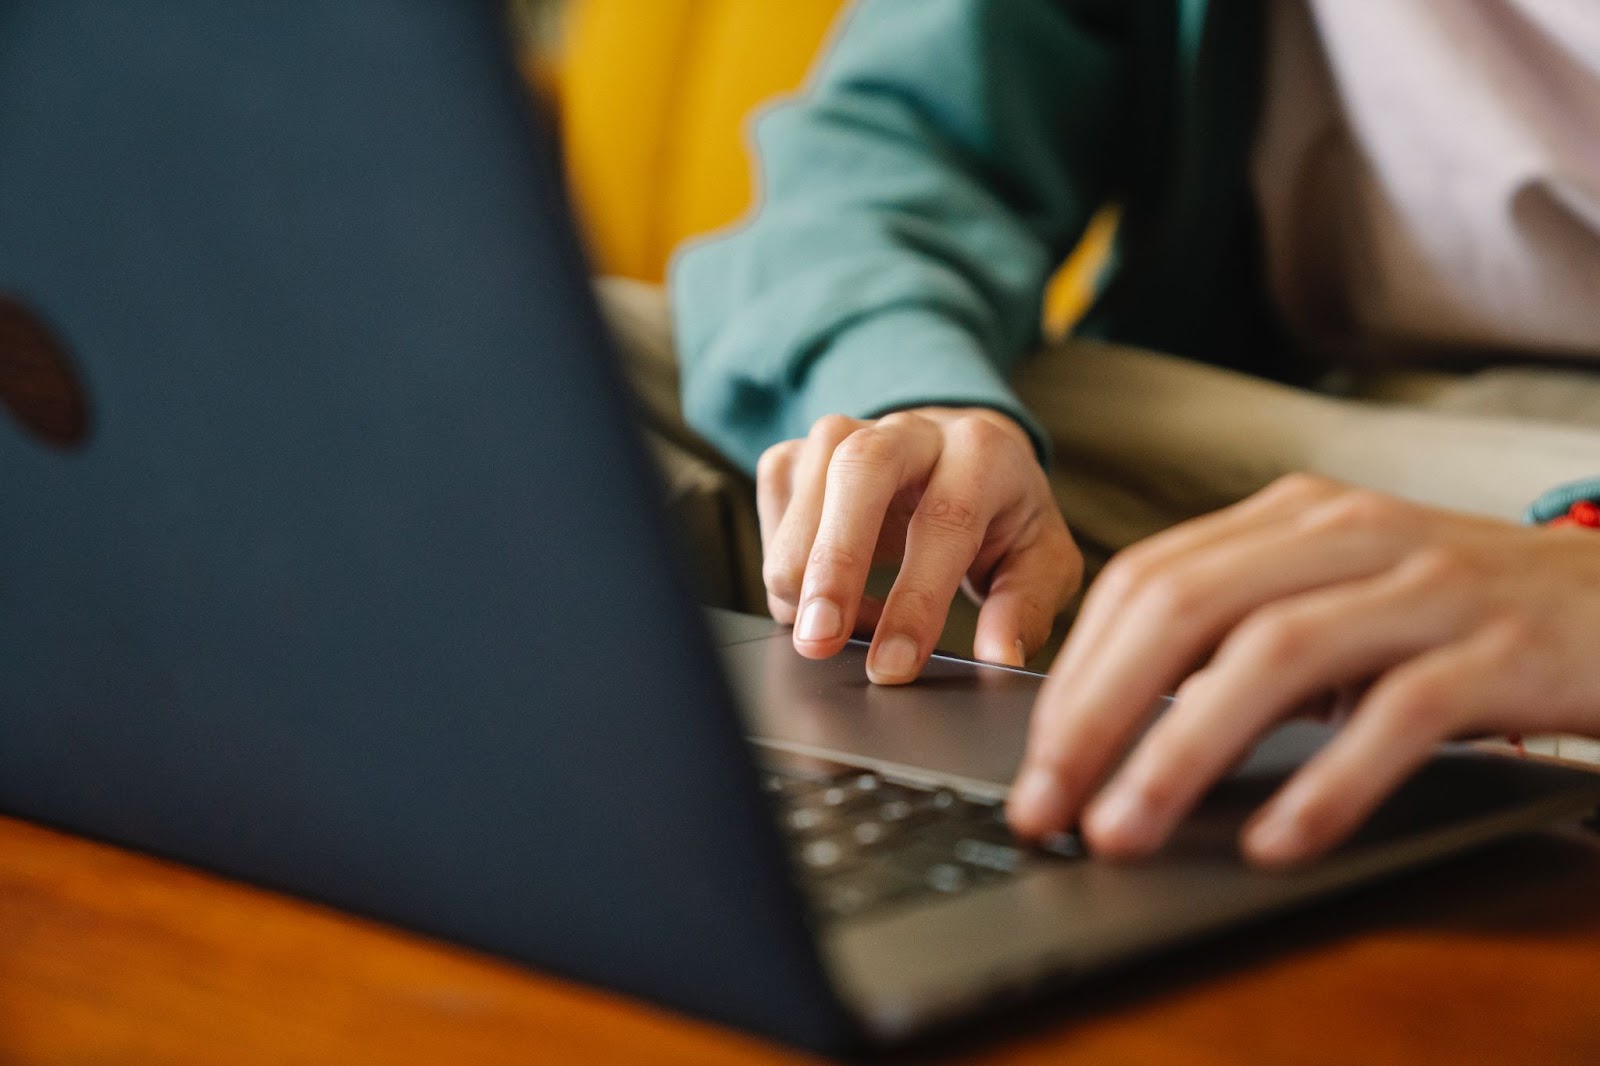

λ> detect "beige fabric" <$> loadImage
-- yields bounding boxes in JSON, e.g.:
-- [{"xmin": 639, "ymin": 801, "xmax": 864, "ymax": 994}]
[
  {"xmin": 1018, "ymin": 343, "xmax": 1600, "ymax": 563},
  {"xmin": 598, "ymin": 279, "xmax": 1600, "ymax": 680}
]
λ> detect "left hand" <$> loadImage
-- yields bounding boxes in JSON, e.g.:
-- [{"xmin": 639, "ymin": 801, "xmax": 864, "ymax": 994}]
[{"xmin": 1006, "ymin": 473, "xmax": 1600, "ymax": 868}]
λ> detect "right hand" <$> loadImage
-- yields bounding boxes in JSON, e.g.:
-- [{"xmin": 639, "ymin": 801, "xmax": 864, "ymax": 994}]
[{"xmin": 757, "ymin": 407, "xmax": 1082, "ymax": 683}]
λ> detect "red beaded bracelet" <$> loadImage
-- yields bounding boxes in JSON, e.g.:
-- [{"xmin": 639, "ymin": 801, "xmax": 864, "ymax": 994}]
[{"xmin": 1547, "ymin": 500, "xmax": 1600, "ymax": 529}]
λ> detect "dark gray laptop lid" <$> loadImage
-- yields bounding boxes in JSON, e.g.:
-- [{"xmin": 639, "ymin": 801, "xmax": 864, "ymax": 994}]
[{"xmin": 0, "ymin": 2, "xmax": 853, "ymax": 1050}]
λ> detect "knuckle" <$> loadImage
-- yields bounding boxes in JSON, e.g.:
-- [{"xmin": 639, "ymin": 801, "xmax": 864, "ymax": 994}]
[
  {"xmin": 807, "ymin": 540, "xmax": 867, "ymax": 577},
  {"xmin": 808, "ymin": 413, "xmax": 858, "ymax": 445},
  {"xmin": 1136, "ymin": 571, "xmax": 1205, "ymax": 620},
  {"xmin": 945, "ymin": 413, "xmax": 1014, "ymax": 455},
  {"xmin": 1256, "ymin": 472, "xmax": 1337, "ymax": 509},
  {"xmin": 875, "ymin": 409, "xmax": 927, "ymax": 433},
  {"xmin": 916, "ymin": 493, "xmax": 984, "ymax": 536},
  {"xmin": 1092, "ymin": 553, "xmax": 1150, "ymax": 607},
  {"xmin": 1276, "ymin": 471, "xmax": 1337, "ymax": 497},
  {"xmin": 947, "ymin": 412, "xmax": 998, "ymax": 444},
  {"xmin": 831, "ymin": 426, "xmax": 902, "ymax": 471},
  {"xmin": 755, "ymin": 441, "xmax": 797, "ymax": 484},
  {"xmin": 1402, "ymin": 545, "xmax": 1477, "ymax": 590},
  {"xmin": 761, "ymin": 555, "xmax": 803, "ymax": 603},
  {"xmin": 1230, "ymin": 609, "xmax": 1315, "ymax": 669},
  {"xmin": 1306, "ymin": 490, "xmax": 1404, "ymax": 534},
  {"xmin": 1095, "ymin": 547, "xmax": 1148, "ymax": 590},
  {"xmin": 888, "ymin": 584, "xmax": 948, "ymax": 627}
]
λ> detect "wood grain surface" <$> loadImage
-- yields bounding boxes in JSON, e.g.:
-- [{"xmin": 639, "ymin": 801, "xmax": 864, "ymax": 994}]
[{"xmin": 0, "ymin": 813, "xmax": 1597, "ymax": 1065}]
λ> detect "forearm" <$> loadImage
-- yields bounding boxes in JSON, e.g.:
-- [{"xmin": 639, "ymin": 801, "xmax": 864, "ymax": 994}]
[{"xmin": 671, "ymin": 0, "xmax": 1130, "ymax": 472}]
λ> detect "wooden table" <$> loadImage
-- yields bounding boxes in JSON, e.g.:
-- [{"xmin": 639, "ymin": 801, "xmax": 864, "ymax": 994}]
[{"xmin": 2, "ymin": 812, "xmax": 1598, "ymax": 1065}]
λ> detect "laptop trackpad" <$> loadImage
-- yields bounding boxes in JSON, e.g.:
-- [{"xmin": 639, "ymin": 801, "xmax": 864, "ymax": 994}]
[
  {"xmin": 720, "ymin": 631, "xmax": 1355, "ymax": 795},
  {"xmin": 722, "ymin": 634, "xmax": 1049, "ymax": 791}
]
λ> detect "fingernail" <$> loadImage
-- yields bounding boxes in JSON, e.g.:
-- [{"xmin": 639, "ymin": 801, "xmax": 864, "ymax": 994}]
[
  {"xmin": 978, "ymin": 638, "xmax": 1026, "ymax": 668},
  {"xmin": 1244, "ymin": 806, "xmax": 1304, "ymax": 868},
  {"xmin": 1084, "ymin": 787, "xmax": 1158, "ymax": 855},
  {"xmin": 869, "ymin": 634, "xmax": 920, "ymax": 683},
  {"xmin": 796, "ymin": 598, "xmax": 842, "ymax": 643}
]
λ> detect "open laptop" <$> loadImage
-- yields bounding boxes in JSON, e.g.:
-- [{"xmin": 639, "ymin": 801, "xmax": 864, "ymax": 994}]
[{"xmin": 2, "ymin": 2, "xmax": 1597, "ymax": 1054}]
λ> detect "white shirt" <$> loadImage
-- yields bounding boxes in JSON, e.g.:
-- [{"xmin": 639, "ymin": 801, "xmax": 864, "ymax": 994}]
[{"xmin": 1252, "ymin": 0, "xmax": 1600, "ymax": 366}]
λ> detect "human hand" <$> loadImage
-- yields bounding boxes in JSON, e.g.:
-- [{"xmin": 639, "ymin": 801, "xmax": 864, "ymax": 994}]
[
  {"xmin": 1006, "ymin": 474, "xmax": 1600, "ymax": 868},
  {"xmin": 757, "ymin": 408, "xmax": 1081, "ymax": 683}
]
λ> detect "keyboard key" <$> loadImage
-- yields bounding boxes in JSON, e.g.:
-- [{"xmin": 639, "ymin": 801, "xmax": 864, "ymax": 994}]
[
  {"xmin": 786, "ymin": 806, "xmax": 828, "ymax": 833},
  {"xmin": 952, "ymin": 838, "xmax": 1024, "ymax": 874},
  {"xmin": 877, "ymin": 798, "xmax": 916, "ymax": 823},
  {"xmin": 801, "ymin": 838, "xmax": 849, "ymax": 871},
  {"xmin": 762, "ymin": 761, "xmax": 1086, "ymax": 921},
  {"xmin": 925, "ymin": 863, "xmax": 967, "ymax": 894},
  {"xmin": 852, "ymin": 820, "xmax": 887, "ymax": 846},
  {"xmin": 1039, "ymin": 831, "xmax": 1085, "ymax": 859}
]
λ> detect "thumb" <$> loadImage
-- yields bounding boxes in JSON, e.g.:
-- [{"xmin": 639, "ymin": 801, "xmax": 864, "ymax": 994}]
[{"xmin": 972, "ymin": 535, "xmax": 1081, "ymax": 667}]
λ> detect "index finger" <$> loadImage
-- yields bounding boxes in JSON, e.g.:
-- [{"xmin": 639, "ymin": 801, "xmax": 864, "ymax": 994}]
[
  {"xmin": 793, "ymin": 415, "xmax": 944, "ymax": 658},
  {"xmin": 1008, "ymin": 504, "xmax": 1406, "ymax": 841}
]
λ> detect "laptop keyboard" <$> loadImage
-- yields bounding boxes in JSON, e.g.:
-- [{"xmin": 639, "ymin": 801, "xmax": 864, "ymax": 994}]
[{"xmin": 761, "ymin": 763, "xmax": 1085, "ymax": 921}]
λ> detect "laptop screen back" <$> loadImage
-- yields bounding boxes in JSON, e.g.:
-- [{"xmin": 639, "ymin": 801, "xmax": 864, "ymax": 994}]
[{"xmin": 0, "ymin": 1, "xmax": 851, "ymax": 1049}]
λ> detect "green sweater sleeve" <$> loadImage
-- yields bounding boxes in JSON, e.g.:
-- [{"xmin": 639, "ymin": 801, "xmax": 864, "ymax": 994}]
[{"xmin": 670, "ymin": 0, "xmax": 1128, "ymax": 473}]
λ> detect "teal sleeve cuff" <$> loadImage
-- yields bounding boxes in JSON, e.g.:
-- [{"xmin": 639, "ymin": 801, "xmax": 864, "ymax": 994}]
[
  {"xmin": 796, "ymin": 310, "xmax": 1050, "ymax": 465},
  {"xmin": 1524, "ymin": 476, "xmax": 1600, "ymax": 524},
  {"xmin": 682, "ymin": 305, "xmax": 1050, "ymax": 475}
]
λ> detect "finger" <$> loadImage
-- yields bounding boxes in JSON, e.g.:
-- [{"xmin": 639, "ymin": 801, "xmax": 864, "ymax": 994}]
[
  {"xmin": 761, "ymin": 416, "xmax": 863, "ymax": 630},
  {"xmin": 796, "ymin": 414, "xmax": 945, "ymax": 657},
  {"xmin": 1240, "ymin": 620, "xmax": 1525, "ymax": 868},
  {"xmin": 971, "ymin": 524, "xmax": 1081, "ymax": 667},
  {"xmin": 867, "ymin": 418, "xmax": 1022, "ymax": 684},
  {"xmin": 1057, "ymin": 473, "xmax": 1346, "ymax": 680},
  {"xmin": 1082, "ymin": 549, "xmax": 1476, "ymax": 859},
  {"xmin": 755, "ymin": 442, "xmax": 800, "ymax": 622},
  {"xmin": 755, "ymin": 441, "xmax": 798, "ymax": 553},
  {"xmin": 1011, "ymin": 491, "xmax": 1412, "ymax": 840}
]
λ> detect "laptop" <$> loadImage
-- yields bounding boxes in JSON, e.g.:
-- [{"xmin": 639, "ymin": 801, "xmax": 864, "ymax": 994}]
[{"xmin": 1, "ymin": 2, "xmax": 1596, "ymax": 1054}]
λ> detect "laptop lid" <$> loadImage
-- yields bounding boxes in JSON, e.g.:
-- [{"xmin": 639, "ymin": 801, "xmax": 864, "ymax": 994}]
[{"xmin": 0, "ymin": 1, "xmax": 854, "ymax": 1051}]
